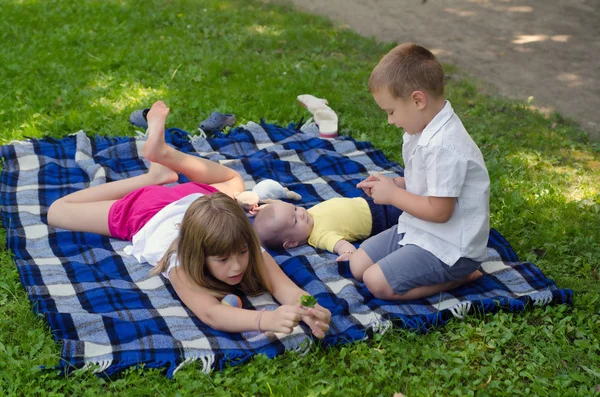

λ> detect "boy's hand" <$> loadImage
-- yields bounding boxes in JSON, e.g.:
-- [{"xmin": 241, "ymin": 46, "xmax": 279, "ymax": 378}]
[
  {"xmin": 356, "ymin": 174, "xmax": 380, "ymax": 196},
  {"xmin": 357, "ymin": 174, "xmax": 397, "ymax": 205},
  {"xmin": 302, "ymin": 304, "xmax": 331, "ymax": 339},
  {"xmin": 393, "ymin": 176, "xmax": 406, "ymax": 189}
]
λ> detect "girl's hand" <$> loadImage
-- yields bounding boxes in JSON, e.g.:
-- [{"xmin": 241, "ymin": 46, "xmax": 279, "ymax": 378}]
[
  {"xmin": 262, "ymin": 305, "xmax": 307, "ymax": 334},
  {"xmin": 302, "ymin": 304, "xmax": 331, "ymax": 339}
]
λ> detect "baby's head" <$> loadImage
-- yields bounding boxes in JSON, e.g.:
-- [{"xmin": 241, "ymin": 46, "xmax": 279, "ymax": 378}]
[
  {"xmin": 253, "ymin": 201, "xmax": 314, "ymax": 250},
  {"xmin": 369, "ymin": 43, "xmax": 445, "ymax": 134},
  {"xmin": 155, "ymin": 192, "xmax": 271, "ymax": 298}
]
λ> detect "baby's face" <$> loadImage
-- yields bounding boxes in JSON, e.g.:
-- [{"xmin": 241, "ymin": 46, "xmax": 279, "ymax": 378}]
[{"xmin": 270, "ymin": 201, "xmax": 313, "ymax": 244}]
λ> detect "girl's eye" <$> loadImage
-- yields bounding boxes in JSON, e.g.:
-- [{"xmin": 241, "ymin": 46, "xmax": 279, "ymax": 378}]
[
  {"xmin": 217, "ymin": 257, "xmax": 228, "ymax": 262},
  {"xmin": 240, "ymin": 248, "xmax": 248, "ymax": 255}
]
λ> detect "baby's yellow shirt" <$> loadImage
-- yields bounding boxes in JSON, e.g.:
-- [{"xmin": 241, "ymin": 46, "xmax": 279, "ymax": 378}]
[{"xmin": 307, "ymin": 197, "xmax": 371, "ymax": 252}]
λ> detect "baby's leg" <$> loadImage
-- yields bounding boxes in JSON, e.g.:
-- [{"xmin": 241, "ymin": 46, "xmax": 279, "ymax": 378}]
[
  {"xmin": 47, "ymin": 162, "xmax": 177, "ymax": 236},
  {"xmin": 142, "ymin": 101, "xmax": 244, "ymax": 198}
]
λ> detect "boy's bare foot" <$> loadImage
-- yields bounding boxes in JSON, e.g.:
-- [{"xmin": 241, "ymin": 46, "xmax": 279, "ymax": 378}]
[
  {"xmin": 147, "ymin": 162, "xmax": 178, "ymax": 185},
  {"xmin": 142, "ymin": 100, "xmax": 170, "ymax": 162},
  {"xmin": 465, "ymin": 269, "xmax": 483, "ymax": 283},
  {"xmin": 443, "ymin": 269, "xmax": 483, "ymax": 292}
]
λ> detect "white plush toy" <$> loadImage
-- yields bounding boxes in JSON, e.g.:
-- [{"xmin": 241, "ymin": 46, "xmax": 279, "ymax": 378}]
[{"xmin": 235, "ymin": 179, "xmax": 302, "ymax": 216}]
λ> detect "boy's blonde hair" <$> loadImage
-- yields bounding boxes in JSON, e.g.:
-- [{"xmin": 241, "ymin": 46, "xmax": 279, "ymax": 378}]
[
  {"xmin": 253, "ymin": 205, "xmax": 286, "ymax": 250},
  {"xmin": 369, "ymin": 43, "xmax": 444, "ymax": 99},
  {"xmin": 152, "ymin": 192, "xmax": 271, "ymax": 298}
]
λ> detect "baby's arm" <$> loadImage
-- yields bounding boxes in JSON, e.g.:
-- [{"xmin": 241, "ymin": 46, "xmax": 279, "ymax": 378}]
[
  {"xmin": 334, "ymin": 239, "xmax": 356, "ymax": 262},
  {"xmin": 262, "ymin": 251, "xmax": 331, "ymax": 338},
  {"xmin": 169, "ymin": 267, "xmax": 306, "ymax": 334}
]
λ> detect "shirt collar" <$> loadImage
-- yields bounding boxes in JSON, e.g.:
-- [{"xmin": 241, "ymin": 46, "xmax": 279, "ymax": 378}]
[{"xmin": 416, "ymin": 100, "xmax": 454, "ymax": 146}]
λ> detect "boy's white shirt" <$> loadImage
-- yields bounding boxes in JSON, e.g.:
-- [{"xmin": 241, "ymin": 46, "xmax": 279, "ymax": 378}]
[
  {"xmin": 397, "ymin": 101, "xmax": 490, "ymax": 266},
  {"xmin": 123, "ymin": 193, "xmax": 265, "ymax": 279}
]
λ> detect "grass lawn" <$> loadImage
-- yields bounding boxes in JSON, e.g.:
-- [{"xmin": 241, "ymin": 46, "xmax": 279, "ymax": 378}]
[{"xmin": 1, "ymin": 0, "xmax": 599, "ymax": 395}]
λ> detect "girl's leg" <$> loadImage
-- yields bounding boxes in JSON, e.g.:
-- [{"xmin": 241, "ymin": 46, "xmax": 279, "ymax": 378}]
[
  {"xmin": 47, "ymin": 162, "xmax": 177, "ymax": 236},
  {"xmin": 142, "ymin": 101, "xmax": 245, "ymax": 198}
]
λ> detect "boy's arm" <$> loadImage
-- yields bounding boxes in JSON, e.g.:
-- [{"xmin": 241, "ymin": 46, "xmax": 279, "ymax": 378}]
[
  {"xmin": 390, "ymin": 190, "xmax": 455, "ymax": 223},
  {"xmin": 358, "ymin": 175, "xmax": 455, "ymax": 223}
]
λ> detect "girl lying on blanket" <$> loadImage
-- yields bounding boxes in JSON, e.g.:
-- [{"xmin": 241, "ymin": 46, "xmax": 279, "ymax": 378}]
[{"xmin": 47, "ymin": 100, "xmax": 331, "ymax": 338}]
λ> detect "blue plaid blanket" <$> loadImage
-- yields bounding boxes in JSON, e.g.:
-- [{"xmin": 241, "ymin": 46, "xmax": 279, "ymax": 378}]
[{"xmin": 0, "ymin": 121, "xmax": 572, "ymax": 377}]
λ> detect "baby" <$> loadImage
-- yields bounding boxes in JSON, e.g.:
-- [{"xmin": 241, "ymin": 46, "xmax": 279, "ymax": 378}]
[{"xmin": 252, "ymin": 188, "xmax": 403, "ymax": 261}]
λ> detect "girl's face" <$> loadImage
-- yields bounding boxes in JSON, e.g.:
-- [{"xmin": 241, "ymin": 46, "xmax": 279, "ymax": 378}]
[{"xmin": 206, "ymin": 246, "xmax": 250, "ymax": 286}]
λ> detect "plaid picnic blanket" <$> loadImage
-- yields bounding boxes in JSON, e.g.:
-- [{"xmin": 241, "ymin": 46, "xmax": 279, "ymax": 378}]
[{"xmin": 0, "ymin": 121, "xmax": 573, "ymax": 377}]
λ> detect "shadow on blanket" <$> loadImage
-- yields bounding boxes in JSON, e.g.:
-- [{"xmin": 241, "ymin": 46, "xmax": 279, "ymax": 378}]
[{"xmin": 0, "ymin": 122, "xmax": 572, "ymax": 377}]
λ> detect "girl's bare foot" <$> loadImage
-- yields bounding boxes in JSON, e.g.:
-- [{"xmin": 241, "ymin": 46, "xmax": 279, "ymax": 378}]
[
  {"xmin": 142, "ymin": 100, "xmax": 170, "ymax": 162},
  {"xmin": 147, "ymin": 162, "xmax": 178, "ymax": 185}
]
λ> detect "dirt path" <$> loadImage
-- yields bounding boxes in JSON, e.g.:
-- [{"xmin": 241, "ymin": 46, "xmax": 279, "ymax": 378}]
[{"xmin": 277, "ymin": 0, "xmax": 600, "ymax": 140}]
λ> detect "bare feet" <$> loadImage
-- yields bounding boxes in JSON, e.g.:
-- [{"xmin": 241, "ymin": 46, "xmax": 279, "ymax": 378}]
[
  {"xmin": 147, "ymin": 162, "xmax": 178, "ymax": 185},
  {"xmin": 444, "ymin": 270, "xmax": 483, "ymax": 291},
  {"xmin": 142, "ymin": 100, "xmax": 170, "ymax": 162},
  {"xmin": 466, "ymin": 269, "xmax": 483, "ymax": 283}
]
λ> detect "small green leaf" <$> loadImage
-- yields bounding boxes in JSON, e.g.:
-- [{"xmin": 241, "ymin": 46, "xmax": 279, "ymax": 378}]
[{"xmin": 300, "ymin": 295, "xmax": 317, "ymax": 308}]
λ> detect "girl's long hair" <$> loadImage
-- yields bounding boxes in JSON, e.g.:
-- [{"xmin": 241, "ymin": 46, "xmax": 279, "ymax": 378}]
[{"xmin": 152, "ymin": 192, "xmax": 271, "ymax": 298}]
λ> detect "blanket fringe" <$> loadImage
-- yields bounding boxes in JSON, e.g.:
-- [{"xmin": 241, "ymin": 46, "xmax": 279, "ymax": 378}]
[
  {"xmin": 532, "ymin": 294, "xmax": 553, "ymax": 306},
  {"xmin": 449, "ymin": 301, "xmax": 472, "ymax": 320},
  {"xmin": 79, "ymin": 359, "xmax": 113, "ymax": 374},
  {"xmin": 134, "ymin": 130, "xmax": 148, "ymax": 139},
  {"xmin": 371, "ymin": 318, "xmax": 392, "ymax": 335},
  {"xmin": 172, "ymin": 354, "xmax": 215, "ymax": 376}
]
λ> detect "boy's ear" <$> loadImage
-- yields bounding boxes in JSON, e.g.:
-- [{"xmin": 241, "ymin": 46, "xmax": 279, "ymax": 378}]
[
  {"xmin": 282, "ymin": 240, "xmax": 299, "ymax": 250},
  {"xmin": 411, "ymin": 90, "xmax": 427, "ymax": 109}
]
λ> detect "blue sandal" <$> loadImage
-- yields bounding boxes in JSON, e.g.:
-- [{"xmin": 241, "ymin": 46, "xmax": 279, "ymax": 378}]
[
  {"xmin": 198, "ymin": 111, "xmax": 236, "ymax": 134},
  {"xmin": 129, "ymin": 108, "xmax": 150, "ymax": 129}
]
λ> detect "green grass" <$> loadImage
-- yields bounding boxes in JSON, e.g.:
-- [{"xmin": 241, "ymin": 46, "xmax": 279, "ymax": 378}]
[{"xmin": 1, "ymin": 0, "xmax": 599, "ymax": 395}]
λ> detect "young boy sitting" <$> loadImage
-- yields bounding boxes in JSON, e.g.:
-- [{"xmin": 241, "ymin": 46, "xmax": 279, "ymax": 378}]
[
  {"xmin": 351, "ymin": 43, "xmax": 490, "ymax": 301},
  {"xmin": 252, "ymin": 193, "xmax": 403, "ymax": 262}
]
